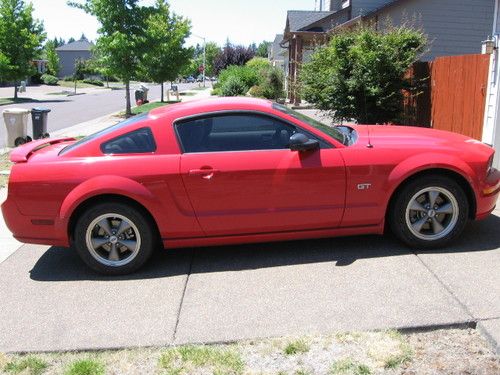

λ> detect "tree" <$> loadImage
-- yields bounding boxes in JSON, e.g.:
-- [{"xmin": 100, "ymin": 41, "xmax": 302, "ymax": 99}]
[
  {"xmin": 53, "ymin": 37, "xmax": 65, "ymax": 48},
  {"xmin": 79, "ymin": 33, "xmax": 88, "ymax": 41},
  {"xmin": 0, "ymin": 0, "xmax": 45, "ymax": 98},
  {"xmin": 67, "ymin": 37, "xmax": 76, "ymax": 43},
  {"xmin": 301, "ymin": 26, "xmax": 426, "ymax": 124},
  {"xmin": 70, "ymin": 0, "xmax": 153, "ymax": 116},
  {"xmin": 139, "ymin": 0, "xmax": 191, "ymax": 102},
  {"xmin": 214, "ymin": 41, "xmax": 255, "ymax": 74},
  {"xmin": 181, "ymin": 41, "xmax": 220, "ymax": 79},
  {"xmin": 45, "ymin": 40, "xmax": 60, "ymax": 76},
  {"xmin": 256, "ymin": 41, "xmax": 270, "ymax": 58}
]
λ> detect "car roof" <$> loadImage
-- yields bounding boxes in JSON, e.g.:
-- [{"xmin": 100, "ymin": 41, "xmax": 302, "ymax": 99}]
[{"xmin": 148, "ymin": 97, "xmax": 274, "ymax": 121}]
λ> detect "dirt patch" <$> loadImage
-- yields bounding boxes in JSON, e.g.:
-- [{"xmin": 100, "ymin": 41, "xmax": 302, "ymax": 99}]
[{"xmin": 0, "ymin": 328, "xmax": 498, "ymax": 374}]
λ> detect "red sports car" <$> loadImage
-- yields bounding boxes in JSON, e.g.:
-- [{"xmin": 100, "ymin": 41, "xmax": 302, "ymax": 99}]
[{"xmin": 2, "ymin": 97, "xmax": 499, "ymax": 274}]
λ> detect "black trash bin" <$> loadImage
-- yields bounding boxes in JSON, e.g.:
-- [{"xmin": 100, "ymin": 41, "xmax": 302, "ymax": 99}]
[
  {"xmin": 135, "ymin": 89, "xmax": 145, "ymax": 104},
  {"xmin": 31, "ymin": 107, "xmax": 51, "ymax": 139}
]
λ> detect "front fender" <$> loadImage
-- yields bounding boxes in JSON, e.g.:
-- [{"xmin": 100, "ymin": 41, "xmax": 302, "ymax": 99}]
[{"xmin": 386, "ymin": 152, "xmax": 478, "ymax": 202}]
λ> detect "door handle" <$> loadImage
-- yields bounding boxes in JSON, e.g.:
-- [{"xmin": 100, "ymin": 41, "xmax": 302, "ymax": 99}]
[{"xmin": 188, "ymin": 168, "xmax": 219, "ymax": 179}]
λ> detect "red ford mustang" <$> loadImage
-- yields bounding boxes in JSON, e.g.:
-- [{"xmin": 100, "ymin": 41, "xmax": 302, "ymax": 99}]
[{"xmin": 2, "ymin": 97, "xmax": 499, "ymax": 274}]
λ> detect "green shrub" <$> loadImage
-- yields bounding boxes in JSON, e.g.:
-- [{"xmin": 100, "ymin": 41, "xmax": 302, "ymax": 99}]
[
  {"xmin": 218, "ymin": 65, "xmax": 259, "ymax": 90},
  {"xmin": 41, "ymin": 74, "xmax": 58, "ymax": 85},
  {"xmin": 261, "ymin": 67, "xmax": 285, "ymax": 100},
  {"xmin": 220, "ymin": 75, "xmax": 248, "ymax": 96},
  {"xmin": 30, "ymin": 72, "xmax": 43, "ymax": 84},
  {"xmin": 82, "ymin": 79, "xmax": 104, "ymax": 86},
  {"xmin": 248, "ymin": 85, "xmax": 265, "ymax": 98},
  {"xmin": 301, "ymin": 26, "xmax": 426, "ymax": 124},
  {"xmin": 246, "ymin": 57, "xmax": 271, "ymax": 72},
  {"xmin": 63, "ymin": 76, "xmax": 74, "ymax": 81}
]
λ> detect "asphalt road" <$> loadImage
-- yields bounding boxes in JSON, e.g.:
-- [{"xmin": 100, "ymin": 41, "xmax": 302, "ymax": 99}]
[
  {"xmin": 0, "ymin": 209, "xmax": 498, "ymax": 352},
  {"xmin": 0, "ymin": 82, "xmax": 200, "ymax": 148}
]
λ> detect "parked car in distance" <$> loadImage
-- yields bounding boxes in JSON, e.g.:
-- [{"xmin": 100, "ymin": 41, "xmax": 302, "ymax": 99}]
[
  {"xmin": 185, "ymin": 76, "xmax": 195, "ymax": 83},
  {"xmin": 2, "ymin": 97, "xmax": 499, "ymax": 275}
]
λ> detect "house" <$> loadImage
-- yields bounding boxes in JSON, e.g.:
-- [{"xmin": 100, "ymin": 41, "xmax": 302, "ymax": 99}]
[
  {"xmin": 483, "ymin": 0, "xmax": 500, "ymax": 169},
  {"xmin": 282, "ymin": 0, "xmax": 495, "ymax": 103},
  {"xmin": 268, "ymin": 34, "xmax": 285, "ymax": 70},
  {"xmin": 55, "ymin": 39, "xmax": 94, "ymax": 78}
]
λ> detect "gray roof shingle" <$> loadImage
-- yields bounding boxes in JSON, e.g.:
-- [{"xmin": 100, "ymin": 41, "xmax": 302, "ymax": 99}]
[
  {"xmin": 56, "ymin": 40, "xmax": 94, "ymax": 52},
  {"xmin": 287, "ymin": 10, "xmax": 334, "ymax": 32},
  {"xmin": 270, "ymin": 34, "xmax": 285, "ymax": 59}
]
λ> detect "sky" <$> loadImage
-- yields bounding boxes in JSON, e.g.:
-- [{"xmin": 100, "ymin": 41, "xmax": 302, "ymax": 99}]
[{"xmin": 30, "ymin": 0, "xmax": 322, "ymax": 47}]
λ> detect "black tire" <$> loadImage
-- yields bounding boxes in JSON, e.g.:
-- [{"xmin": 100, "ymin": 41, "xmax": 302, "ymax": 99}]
[
  {"xmin": 389, "ymin": 175, "xmax": 469, "ymax": 249},
  {"xmin": 74, "ymin": 202, "xmax": 156, "ymax": 275},
  {"xmin": 26, "ymin": 136, "xmax": 32, "ymax": 142}
]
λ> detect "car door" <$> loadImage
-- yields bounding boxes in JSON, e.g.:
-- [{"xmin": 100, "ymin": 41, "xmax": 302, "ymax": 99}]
[{"xmin": 176, "ymin": 112, "xmax": 346, "ymax": 237}]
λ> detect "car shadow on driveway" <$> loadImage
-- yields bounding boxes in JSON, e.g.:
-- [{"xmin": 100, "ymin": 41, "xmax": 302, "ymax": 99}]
[{"xmin": 29, "ymin": 214, "xmax": 500, "ymax": 282}]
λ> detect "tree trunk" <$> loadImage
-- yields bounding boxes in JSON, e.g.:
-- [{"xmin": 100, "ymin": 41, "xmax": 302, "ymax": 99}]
[
  {"xmin": 125, "ymin": 81, "xmax": 132, "ymax": 117},
  {"xmin": 14, "ymin": 84, "xmax": 18, "ymax": 100},
  {"xmin": 74, "ymin": 80, "xmax": 77, "ymax": 95},
  {"xmin": 161, "ymin": 82, "xmax": 164, "ymax": 103}
]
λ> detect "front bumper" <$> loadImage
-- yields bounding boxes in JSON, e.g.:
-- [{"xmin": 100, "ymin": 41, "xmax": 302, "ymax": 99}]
[{"xmin": 476, "ymin": 168, "xmax": 500, "ymax": 220}]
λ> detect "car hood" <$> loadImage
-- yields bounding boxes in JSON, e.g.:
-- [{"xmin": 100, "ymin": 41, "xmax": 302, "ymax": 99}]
[{"xmin": 352, "ymin": 125, "xmax": 491, "ymax": 152}]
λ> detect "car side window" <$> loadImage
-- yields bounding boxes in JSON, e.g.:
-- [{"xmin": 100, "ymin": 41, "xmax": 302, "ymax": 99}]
[
  {"xmin": 176, "ymin": 114, "xmax": 302, "ymax": 153},
  {"xmin": 101, "ymin": 127, "xmax": 156, "ymax": 154}
]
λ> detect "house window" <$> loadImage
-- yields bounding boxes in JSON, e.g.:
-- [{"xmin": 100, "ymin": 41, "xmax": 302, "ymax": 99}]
[{"xmin": 342, "ymin": 0, "xmax": 350, "ymax": 9}]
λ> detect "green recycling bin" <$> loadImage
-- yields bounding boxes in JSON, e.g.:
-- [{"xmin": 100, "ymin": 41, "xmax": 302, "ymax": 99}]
[
  {"xmin": 2, "ymin": 108, "xmax": 32, "ymax": 147},
  {"xmin": 31, "ymin": 107, "xmax": 51, "ymax": 139}
]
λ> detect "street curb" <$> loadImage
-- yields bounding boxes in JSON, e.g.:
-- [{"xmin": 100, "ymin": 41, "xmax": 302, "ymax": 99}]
[{"xmin": 1, "ymin": 321, "xmax": 481, "ymax": 355}]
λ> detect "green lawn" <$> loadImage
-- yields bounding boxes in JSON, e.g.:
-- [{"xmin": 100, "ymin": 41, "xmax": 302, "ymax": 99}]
[
  {"xmin": 0, "ymin": 97, "xmax": 35, "ymax": 106},
  {"xmin": 118, "ymin": 101, "xmax": 180, "ymax": 117},
  {"xmin": 57, "ymin": 80, "xmax": 104, "ymax": 89}
]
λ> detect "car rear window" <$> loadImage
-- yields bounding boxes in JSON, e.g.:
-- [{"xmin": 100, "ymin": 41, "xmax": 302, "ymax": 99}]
[
  {"xmin": 101, "ymin": 127, "xmax": 156, "ymax": 154},
  {"xmin": 59, "ymin": 113, "xmax": 149, "ymax": 155}
]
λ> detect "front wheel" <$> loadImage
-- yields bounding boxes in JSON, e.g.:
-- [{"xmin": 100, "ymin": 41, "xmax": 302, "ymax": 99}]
[
  {"xmin": 74, "ymin": 202, "xmax": 155, "ymax": 275},
  {"xmin": 389, "ymin": 175, "xmax": 469, "ymax": 248}
]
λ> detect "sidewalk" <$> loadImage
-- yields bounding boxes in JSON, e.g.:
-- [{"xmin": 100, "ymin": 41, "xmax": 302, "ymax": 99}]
[{"xmin": 0, "ymin": 84, "xmax": 108, "ymax": 103}]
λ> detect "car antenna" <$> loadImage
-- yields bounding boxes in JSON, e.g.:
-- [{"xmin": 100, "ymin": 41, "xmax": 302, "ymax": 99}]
[{"xmin": 366, "ymin": 124, "xmax": 374, "ymax": 148}]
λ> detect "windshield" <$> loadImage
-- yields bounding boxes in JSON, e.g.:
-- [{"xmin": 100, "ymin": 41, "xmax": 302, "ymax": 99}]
[
  {"xmin": 59, "ymin": 113, "xmax": 149, "ymax": 155},
  {"xmin": 272, "ymin": 103, "xmax": 347, "ymax": 145}
]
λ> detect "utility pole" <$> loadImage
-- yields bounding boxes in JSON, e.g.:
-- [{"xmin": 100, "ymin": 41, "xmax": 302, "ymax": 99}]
[{"xmin": 193, "ymin": 34, "xmax": 206, "ymax": 87}]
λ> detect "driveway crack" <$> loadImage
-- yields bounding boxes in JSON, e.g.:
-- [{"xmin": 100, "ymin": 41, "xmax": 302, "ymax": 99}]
[
  {"xmin": 173, "ymin": 248, "xmax": 195, "ymax": 343},
  {"xmin": 414, "ymin": 252, "xmax": 476, "ymax": 321}
]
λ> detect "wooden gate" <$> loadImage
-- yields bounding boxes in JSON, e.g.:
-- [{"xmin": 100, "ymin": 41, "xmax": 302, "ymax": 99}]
[{"xmin": 430, "ymin": 54, "xmax": 490, "ymax": 140}]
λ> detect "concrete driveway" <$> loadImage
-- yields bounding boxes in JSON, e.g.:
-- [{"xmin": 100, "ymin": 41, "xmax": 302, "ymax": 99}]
[{"xmin": 0, "ymin": 210, "xmax": 498, "ymax": 353}]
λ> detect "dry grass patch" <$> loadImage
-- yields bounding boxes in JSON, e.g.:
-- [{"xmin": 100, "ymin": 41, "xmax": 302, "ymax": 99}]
[
  {"xmin": 0, "ymin": 152, "xmax": 12, "ymax": 188},
  {"xmin": 0, "ymin": 329, "xmax": 497, "ymax": 374}
]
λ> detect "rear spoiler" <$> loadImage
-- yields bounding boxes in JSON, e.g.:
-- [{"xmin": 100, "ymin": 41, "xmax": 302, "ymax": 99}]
[{"xmin": 9, "ymin": 137, "xmax": 75, "ymax": 163}]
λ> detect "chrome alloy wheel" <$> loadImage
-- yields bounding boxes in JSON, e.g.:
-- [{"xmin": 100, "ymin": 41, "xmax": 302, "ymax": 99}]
[
  {"xmin": 85, "ymin": 213, "xmax": 141, "ymax": 267},
  {"xmin": 405, "ymin": 187, "xmax": 459, "ymax": 241}
]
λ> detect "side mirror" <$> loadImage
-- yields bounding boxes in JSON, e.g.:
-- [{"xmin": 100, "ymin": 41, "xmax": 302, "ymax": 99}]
[{"xmin": 289, "ymin": 133, "xmax": 319, "ymax": 152}]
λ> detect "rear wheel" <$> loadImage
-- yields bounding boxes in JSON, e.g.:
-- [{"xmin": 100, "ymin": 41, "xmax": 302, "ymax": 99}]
[
  {"xmin": 389, "ymin": 175, "xmax": 469, "ymax": 248},
  {"xmin": 74, "ymin": 202, "xmax": 155, "ymax": 275}
]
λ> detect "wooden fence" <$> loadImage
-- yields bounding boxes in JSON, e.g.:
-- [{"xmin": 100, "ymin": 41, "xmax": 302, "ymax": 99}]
[{"xmin": 403, "ymin": 54, "xmax": 490, "ymax": 140}]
